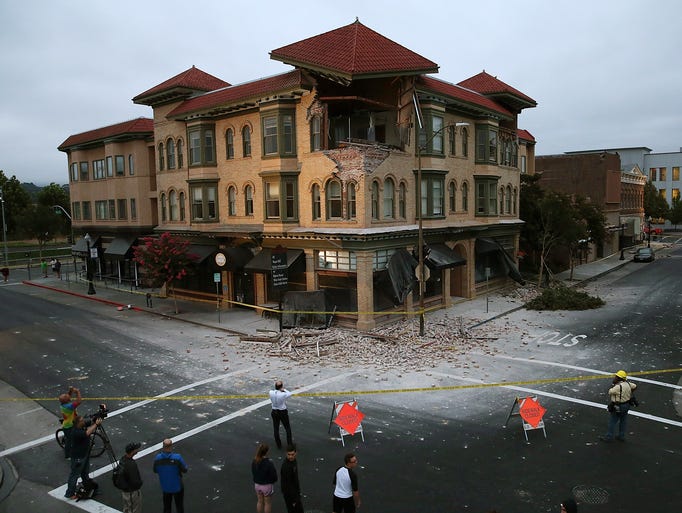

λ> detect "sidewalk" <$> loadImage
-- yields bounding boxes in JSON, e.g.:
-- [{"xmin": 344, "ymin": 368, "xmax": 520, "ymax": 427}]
[{"xmin": 17, "ymin": 244, "xmax": 655, "ymax": 336}]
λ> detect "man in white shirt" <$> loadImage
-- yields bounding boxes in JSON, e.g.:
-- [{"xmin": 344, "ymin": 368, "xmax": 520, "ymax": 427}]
[
  {"xmin": 333, "ymin": 453, "xmax": 360, "ymax": 513},
  {"xmin": 269, "ymin": 380, "xmax": 293, "ymax": 449}
]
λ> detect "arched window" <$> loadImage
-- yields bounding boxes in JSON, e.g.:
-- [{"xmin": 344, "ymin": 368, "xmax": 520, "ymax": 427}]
[
  {"xmin": 169, "ymin": 190, "xmax": 178, "ymax": 220},
  {"xmin": 242, "ymin": 126, "xmax": 251, "ymax": 157},
  {"xmin": 312, "ymin": 184, "xmax": 321, "ymax": 220},
  {"xmin": 449, "ymin": 125, "xmax": 456, "ymax": 155},
  {"xmin": 397, "ymin": 182, "xmax": 406, "ymax": 218},
  {"xmin": 383, "ymin": 178, "xmax": 394, "ymax": 218},
  {"xmin": 371, "ymin": 181, "xmax": 379, "ymax": 219},
  {"xmin": 461, "ymin": 182, "xmax": 469, "ymax": 212},
  {"xmin": 228, "ymin": 186, "xmax": 237, "ymax": 216},
  {"xmin": 177, "ymin": 139, "xmax": 184, "ymax": 168},
  {"xmin": 160, "ymin": 193, "xmax": 167, "ymax": 221},
  {"xmin": 158, "ymin": 143, "xmax": 165, "ymax": 171},
  {"xmin": 347, "ymin": 183, "xmax": 356, "ymax": 219},
  {"xmin": 449, "ymin": 181, "xmax": 456, "ymax": 212},
  {"xmin": 167, "ymin": 139, "xmax": 176, "ymax": 169},
  {"xmin": 506, "ymin": 185, "xmax": 512, "ymax": 214},
  {"xmin": 179, "ymin": 192, "xmax": 186, "ymax": 221},
  {"xmin": 326, "ymin": 180, "xmax": 342, "ymax": 219},
  {"xmin": 245, "ymin": 185, "xmax": 253, "ymax": 216},
  {"xmin": 500, "ymin": 187, "xmax": 505, "ymax": 214},
  {"xmin": 226, "ymin": 129, "xmax": 234, "ymax": 159}
]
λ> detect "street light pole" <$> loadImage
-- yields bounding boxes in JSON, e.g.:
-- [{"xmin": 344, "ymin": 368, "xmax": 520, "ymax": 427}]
[
  {"xmin": 0, "ymin": 188, "xmax": 8, "ymax": 267},
  {"xmin": 647, "ymin": 216, "xmax": 652, "ymax": 248},
  {"xmin": 84, "ymin": 233, "xmax": 96, "ymax": 295},
  {"xmin": 415, "ymin": 121, "xmax": 469, "ymax": 336}
]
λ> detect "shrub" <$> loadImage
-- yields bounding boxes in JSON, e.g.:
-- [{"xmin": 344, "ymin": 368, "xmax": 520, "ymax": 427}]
[{"xmin": 525, "ymin": 285, "xmax": 604, "ymax": 311}]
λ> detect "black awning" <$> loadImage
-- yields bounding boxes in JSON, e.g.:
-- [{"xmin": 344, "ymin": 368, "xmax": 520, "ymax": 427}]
[
  {"xmin": 104, "ymin": 238, "xmax": 136, "ymax": 260},
  {"xmin": 187, "ymin": 245, "xmax": 218, "ymax": 264},
  {"xmin": 245, "ymin": 248, "xmax": 304, "ymax": 272},
  {"xmin": 476, "ymin": 238, "xmax": 525, "ymax": 285},
  {"xmin": 72, "ymin": 235, "xmax": 101, "ymax": 255},
  {"xmin": 225, "ymin": 246, "xmax": 255, "ymax": 270},
  {"xmin": 475, "ymin": 238, "xmax": 499, "ymax": 254},
  {"xmin": 387, "ymin": 248, "xmax": 417, "ymax": 304},
  {"xmin": 425, "ymin": 244, "xmax": 466, "ymax": 270}
]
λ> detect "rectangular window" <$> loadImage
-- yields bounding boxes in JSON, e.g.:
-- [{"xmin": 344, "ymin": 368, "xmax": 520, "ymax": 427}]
[
  {"xmin": 115, "ymin": 155, "xmax": 125, "ymax": 176},
  {"xmin": 659, "ymin": 188, "xmax": 667, "ymax": 200},
  {"xmin": 130, "ymin": 198, "xmax": 137, "ymax": 220},
  {"xmin": 311, "ymin": 117, "xmax": 321, "ymax": 151},
  {"xmin": 72, "ymin": 202, "xmax": 81, "ymax": 220},
  {"xmin": 70, "ymin": 163, "xmax": 78, "ymax": 182},
  {"xmin": 432, "ymin": 116, "xmax": 444, "ymax": 154},
  {"xmin": 117, "ymin": 199, "xmax": 127, "ymax": 219},
  {"xmin": 263, "ymin": 116, "xmax": 278, "ymax": 155},
  {"xmin": 317, "ymin": 250, "xmax": 357, "ymax": 271},
  {"xmin": 93, "ymin": 159, "xmax": 105, "ymax": 179},
  {"xmin": 106, "ymin": 156, "xmax": 113, "ymax": 177},
  {"xmin": 282, "ymin": 114, "xmax": 294, "ymax": 154},
  {"xmin": 188, "ymin": 126, "xmax": 216, "ymax": 166},
  {"xmin": 263, "ymin": 175, "xmax": 298, "ymax": 221},
  {"xmin": 373, "ymin": 249, "xmax": 395, "ymax": 271},
  {"xmin": 475, "ymin": 125, "xmax": 498, "ymax": 164},
  {"xmin": 673, "ymin": 167, "xmax": 680, "ymax": 181},
  {"xmin": 82, "ymin": 201, "xmax": 92, "ymax": 220},
  {"xmin": 265, "ymin": 181, "xmax": 280, "ymax": 218},
  {"xmin": 203, "ymin": 130, "xmax": 214, "ymax": 163},
  {"xmin": 672, "ymin": 188, "xmax": 680, "ymax": 200},
  {"xmin": 79, "ymin": 162, "xmax": 89, "ymax": 181},
  {"xmin": 95, "ymin": 200, "xmax": 107, "ymax": 220},
  {"xmin": 189, "ymin": 131, "xmax": 201, "ymax": 165},
  {"xmin": 649, "ymin": 168, "xmax": 656, "ymax": 181},
  {"xmin": 659, "ymin": 167, "xmax": 667, "ymax": 181},
  {"xmin": 284, "ymin": 180, "xmax": 296, "ymax": 218},
  {"xmin": 415, "ymin": 172, "xmax": 446, "ymax": 218},
  {"xmin": 108, "ymin": 199, "xmax": 116, "ymax": 219},
  {"xmin": 521, "ymin": 155, "xmax": 527, "ymax": 174},
  {"xmin": 128, "ymin": 154, "xmax": 135, "ymax": 175},
  {"xmin": 475, "ymin": 177, "xmax": 499, "ymax": 216},
  {"xmin": 189, "ymin": 183, "xmax": 218, "ymax": 221}
]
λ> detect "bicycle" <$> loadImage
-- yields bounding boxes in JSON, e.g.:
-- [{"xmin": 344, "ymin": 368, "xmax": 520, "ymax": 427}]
[{"xmin": 56, "ymin": 405, "xmax": 112, "ymax": 458}]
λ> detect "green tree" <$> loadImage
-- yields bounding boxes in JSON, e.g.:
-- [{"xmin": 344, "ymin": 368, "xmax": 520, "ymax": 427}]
[
  {"xmin": 133, "ymin": 232, "xmax": 196, "ymax": 313},
  {"xmin": 15, "ymin": 205, "xmax": 62, "ymax": 257},
  {"xmin": 643, "ymin": 181, "xmax": 669, "ymax": 220},
  {"xmin": 37, "ymin": 183, "xmax": 71, "ymax": 237},
  {"xmin": 668, "ymin": 197, "xmax": 682, "ymax": 229},
  {"xmin": 0, "ymin": 170, "xmax": 32, "ymax": 238}
]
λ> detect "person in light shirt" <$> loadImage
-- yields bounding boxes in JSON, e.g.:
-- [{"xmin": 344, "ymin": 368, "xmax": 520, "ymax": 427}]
[
  {"xmin": 333, "ymin": 453, "xmax": 360, "ymax": 513},
  {"xmin": 269, "ymin": 380, "xmax": 293, "ymax": 449}
]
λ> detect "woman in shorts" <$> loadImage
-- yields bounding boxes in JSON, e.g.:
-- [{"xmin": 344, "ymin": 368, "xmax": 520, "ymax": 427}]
[{"xmin": 252, "ymin": 443, "xmax": 277, "ymax": 513}]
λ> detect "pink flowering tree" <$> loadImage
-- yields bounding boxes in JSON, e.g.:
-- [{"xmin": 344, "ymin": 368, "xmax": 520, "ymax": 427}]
[{"xmin": 133, "ymin": 232, "xmax": 197, "ymax": 313}]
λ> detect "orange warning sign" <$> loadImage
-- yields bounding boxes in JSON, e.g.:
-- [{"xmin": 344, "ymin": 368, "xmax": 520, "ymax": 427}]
[
  {"xmin": 333, "ymin": 402, "xmax": 365, "ymax": 435},
  {"xmin": 519, "ymin": 396, "xmax": 546, "ymax": 428}
]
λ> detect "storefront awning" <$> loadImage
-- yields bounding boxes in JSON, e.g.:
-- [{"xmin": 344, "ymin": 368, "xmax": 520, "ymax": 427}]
[
  {"xmin": 225, "ymin": 246, "xmax": 255, "ymax": 270},
  {"xmin": 187, "ymin": 245, "xmax": 218, "ymax": 264},
  {"xmin": 104, "ymin": 238, "xmax": 136, "ymax": 260},
  {"xmin": 425, "ymin": 244, "xmax": 466, "ymax": 270},
  {"xmin": 245, "ymin": 248, "xmax": 304, "ymax": 272},
  {"xmin": 72, "ymin": 235, "xmax": 101, "ymax": 255}
]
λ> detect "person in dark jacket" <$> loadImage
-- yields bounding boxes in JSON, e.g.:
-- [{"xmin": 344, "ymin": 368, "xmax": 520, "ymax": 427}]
[
  {"xmin": 119, "ymin": 442, "xmax": 143, "ymax": 513},
  {"xmin": 252, "ymin": 443, "xmax": 277, "ymax": 513},
  {"xmin": 280, "ymin": 444, "xmax": 304, "ymax": 513},
  {"xmin": 153, "ymin": 438, "xmax": 188, "ymax": 513},
  {"xmin": 64, "ymin": 415, "xmax": 101, "ymax": 499}
]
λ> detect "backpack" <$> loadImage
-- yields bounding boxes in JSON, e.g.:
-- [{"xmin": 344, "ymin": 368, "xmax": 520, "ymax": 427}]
[
  {"xmin": 74, "ymin": 479, "xmax": 99, "ymax": 501},
  {"xmin": 112, "ymin": 461, "xmax": 126, "ymax": 490}
]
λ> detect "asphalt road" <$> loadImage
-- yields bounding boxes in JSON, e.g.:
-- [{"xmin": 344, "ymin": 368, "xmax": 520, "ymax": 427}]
[{"xmin": 0, "ymin": 247, "xmax": 680, "ymax": 513}]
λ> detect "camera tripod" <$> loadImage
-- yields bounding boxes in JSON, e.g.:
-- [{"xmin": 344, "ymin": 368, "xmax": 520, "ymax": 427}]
[{"xmin": 90, "ymin": 422, "xmax": 118, "ymax": 468}]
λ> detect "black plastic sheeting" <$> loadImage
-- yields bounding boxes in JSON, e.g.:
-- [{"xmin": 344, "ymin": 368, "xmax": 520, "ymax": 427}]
[
  {"xmin": 281, "ymin": 290, "xmax": 331, "ymax": 329},
  {"xmin": 387, "ymin": 248, "xmax": 418, "ymax": 304},
  {"xmin": 425, "ymin": 243, "xmax": 466, "ymax": 269},
  {"xmin": 475, "ymin": 238, "xmax": 525, "ymax": 285}
]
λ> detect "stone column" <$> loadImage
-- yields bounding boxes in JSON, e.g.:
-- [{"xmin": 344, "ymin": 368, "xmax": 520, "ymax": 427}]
[{"xmin": 355, "ymin": 250, "xmax": 375, "ymax": 331}]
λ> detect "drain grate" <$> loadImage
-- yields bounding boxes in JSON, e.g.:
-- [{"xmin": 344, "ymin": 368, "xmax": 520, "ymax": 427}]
[{"xmin": 572, "ymin": 484, "xmax": 610, "ymax": 504}]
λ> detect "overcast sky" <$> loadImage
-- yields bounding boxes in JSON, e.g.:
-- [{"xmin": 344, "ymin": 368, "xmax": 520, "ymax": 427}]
[{"xmin": 2, "ymin": 0, "xmax": 680, "ymax": 185}]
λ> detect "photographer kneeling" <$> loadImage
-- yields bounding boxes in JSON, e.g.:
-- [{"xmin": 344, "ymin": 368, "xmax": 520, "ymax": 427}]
[{"xmin": 64, "ymin": 414, "xmax": 102, "ymax": 499}]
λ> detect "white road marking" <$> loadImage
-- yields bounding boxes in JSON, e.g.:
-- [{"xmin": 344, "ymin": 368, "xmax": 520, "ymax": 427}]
[
  {"xmin": 0, "ymin": 366, "xmax": 257, "ymax": 457},
  {"xmin": 47, "ymin": 371, "xmax": 355, "ymax": 512},
  {"xmin": 432, "ymin": 371, "xmax": 682, "ymax": 428},
  {"xmin": 470, "ymin": 352, "xmax": 682, "ymax": 390},
  {"xmin": 17, "ymin": 406, "xmax": 44, "ymax": 416}
]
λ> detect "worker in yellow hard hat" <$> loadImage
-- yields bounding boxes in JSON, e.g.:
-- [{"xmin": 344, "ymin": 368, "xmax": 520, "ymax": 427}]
[{"xmin": 599, "ymin": 370, "xmax": 637, "ymax": 442}]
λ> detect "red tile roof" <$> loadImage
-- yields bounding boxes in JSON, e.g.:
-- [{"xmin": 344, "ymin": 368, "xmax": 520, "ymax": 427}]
[
  {"xmin": 168, "ymin": 70, "xmax": 310, "ymax": 118},
  {"xmin": 270, "ymin": 19, "xmax": 438, "ymax": 79},
  {"xmin": 417, "ymin": 76, "xmax": 513, "ymax": 118},
  {"xmin": 58, "ymin": 118, "xmax": 153, "ymax": 151},
  {"xmin": 517, "ymin": 128, "xmax": 535, "ymax": 142},
  {"xmin": 457, "ymin": 71, "xmax": 536, "ymax": 105},
  {"xmin": 133, "ymin": 66, "xmax": 231, "ymax": 103}
]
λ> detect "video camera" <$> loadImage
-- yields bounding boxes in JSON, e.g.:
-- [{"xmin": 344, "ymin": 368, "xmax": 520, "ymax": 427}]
[{"xmin": 85, "ymin": 403, "xmax": 109, "ymax": 425}]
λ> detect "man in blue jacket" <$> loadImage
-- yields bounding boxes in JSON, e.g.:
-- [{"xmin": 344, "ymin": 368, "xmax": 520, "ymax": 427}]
[{"xmin": 153, "ymin": 438, "xmax": 188, "ymax": 513}]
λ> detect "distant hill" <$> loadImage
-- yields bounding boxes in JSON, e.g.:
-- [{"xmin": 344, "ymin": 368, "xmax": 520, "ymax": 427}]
[{"xmin": 20, "ymin": 182, "xmax": 69, "ymax": 201}]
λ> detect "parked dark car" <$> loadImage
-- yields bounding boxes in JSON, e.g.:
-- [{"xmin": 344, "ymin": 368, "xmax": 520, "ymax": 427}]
[{"xmin": 633, "ymin": 247, "xmax": 655, "ymax": 262}]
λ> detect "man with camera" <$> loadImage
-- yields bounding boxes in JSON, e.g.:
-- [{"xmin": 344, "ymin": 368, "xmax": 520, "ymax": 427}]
[
  {"xmin": 269, "ymin": 380, "xmax": 294, "ymax": 450},
  {"xmin": 600, "ymin": 369, "xmax": 638, "ymax": 443},
  {"xmin": 64, "ymin": 414, "xmax": 102, "ymax": 499}
]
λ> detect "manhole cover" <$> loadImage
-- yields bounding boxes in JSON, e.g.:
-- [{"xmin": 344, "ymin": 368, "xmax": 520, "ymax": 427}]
[{"xmin": 572, "ymin": 484, "xmax": 609, "ymax": 504}]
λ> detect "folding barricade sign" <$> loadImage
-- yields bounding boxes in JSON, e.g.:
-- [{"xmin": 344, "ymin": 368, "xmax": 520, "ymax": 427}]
[
  {"xmin": 328, "ymin": 399, "xmax": 365, "ymax": 447},
  {"xmin": 504, "ymin": 396, "xmax": 547, "ymax": 441}
]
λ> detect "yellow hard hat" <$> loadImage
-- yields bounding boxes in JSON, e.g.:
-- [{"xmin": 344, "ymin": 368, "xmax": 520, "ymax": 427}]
[{"xmin": 615, "ymin": 370, "xmax": 627, "ymax": 379}]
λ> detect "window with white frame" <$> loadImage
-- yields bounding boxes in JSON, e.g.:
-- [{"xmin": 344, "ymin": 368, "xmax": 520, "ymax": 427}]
[
  {"xmin": 383, "ymin": 178, "xmax": 395, "ymax": 218},
  {"xmin": 317, "ymin": 250, "xmax": 356, "ymax": 270},
  {"xmin": 244, "ymin": 185, "xmax": 253, "ymax": 216},
  {"xmin": 190, "ymin": 182, "xmax": 218, "ymax": 221},
  {"xmin": 326, "ymin": 180, "xmax": 342, "ymax": 219},
  {"xmin": 228, "ymin": 186, "xmax": 237, "ymax": 216}
]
